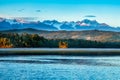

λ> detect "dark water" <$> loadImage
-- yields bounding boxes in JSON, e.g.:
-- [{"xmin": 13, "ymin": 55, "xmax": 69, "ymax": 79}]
[{"xmin": 0, "ymin": 55, "xmax": 120, "ymax": 80}]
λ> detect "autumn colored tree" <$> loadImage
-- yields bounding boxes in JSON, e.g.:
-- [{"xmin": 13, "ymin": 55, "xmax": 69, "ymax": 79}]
[{"xmin": 0, "ymin": 38, "xmax": 13, "ymax": 48}]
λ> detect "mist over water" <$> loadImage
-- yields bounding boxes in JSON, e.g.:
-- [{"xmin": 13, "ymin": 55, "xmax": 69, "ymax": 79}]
[{"xmin": 0, "ymin": 55, "xmax": 120, "ymax": 80}]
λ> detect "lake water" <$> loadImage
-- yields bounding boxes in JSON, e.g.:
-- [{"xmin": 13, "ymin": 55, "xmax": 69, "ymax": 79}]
[{"xmin": 0, "ymin": 55, "xmax": 120, "ymax": 80}]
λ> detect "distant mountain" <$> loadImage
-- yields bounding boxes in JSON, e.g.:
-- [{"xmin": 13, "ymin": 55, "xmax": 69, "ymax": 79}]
[
  {"xmin": 0, "ymin": 18, "xmax": 57, "ymax": 31},
  {"xmin": 1, "ymin": 28, "xmax": 120, "ymax": 42},
  {"xmin": 0, "ymin": 18, "xmax": 120, "ymax": 32}
]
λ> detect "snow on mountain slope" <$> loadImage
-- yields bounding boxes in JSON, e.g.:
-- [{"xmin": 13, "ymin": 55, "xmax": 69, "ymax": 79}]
[{"xmin": 0, "ymin": 17, "xmax": 120, "ymax": 32}]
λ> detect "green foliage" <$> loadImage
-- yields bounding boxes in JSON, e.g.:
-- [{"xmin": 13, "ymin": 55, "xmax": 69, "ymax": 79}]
[{"xmin": 0, "ymin": 33, "xmax": 120, "ymax": 48}]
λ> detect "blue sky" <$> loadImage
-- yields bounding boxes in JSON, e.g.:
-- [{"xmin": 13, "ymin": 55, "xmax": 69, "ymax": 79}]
[{"xmin": 0, "ymin": 0, "xmax": 120, "ymax": 27}]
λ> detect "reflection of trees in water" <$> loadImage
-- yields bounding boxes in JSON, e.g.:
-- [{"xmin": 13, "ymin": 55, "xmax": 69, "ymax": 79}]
[{"xmin": 0, "ymin": 58, "xmax": 119, "ymax": 67}]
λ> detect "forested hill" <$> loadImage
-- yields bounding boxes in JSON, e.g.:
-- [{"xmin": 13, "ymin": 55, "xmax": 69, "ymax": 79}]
[
  {"xmin": 0, "ymin": 33, "xmax": 120, "ymax": 48},
  {"xmin": 1, "ymin": 29, "xmax": 120, "ymax": 42}
]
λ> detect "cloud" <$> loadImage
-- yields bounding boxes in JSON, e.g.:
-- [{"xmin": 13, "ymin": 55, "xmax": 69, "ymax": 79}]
[
  {"xmin": 85, "ymin": 15, "xmax": 96, "ymax": 18},
  {"xmin": 18, "ymin": 9, "xmax": 24, "ymax": 12},
  {"xmin": 36, "ymin": 10, "xmax": 41, "ymax": 12},
  {"xmin": 13, "ymin": 17, "xmax": 38, "ymax": 21}
]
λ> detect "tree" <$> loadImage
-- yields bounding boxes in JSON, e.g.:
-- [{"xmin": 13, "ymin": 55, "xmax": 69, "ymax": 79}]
[{"xmin": 0, "ymin": 38, "xmax": 13, "ymax": 48}]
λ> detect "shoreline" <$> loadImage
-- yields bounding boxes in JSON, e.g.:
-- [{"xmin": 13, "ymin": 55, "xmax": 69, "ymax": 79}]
[{"xmin": 0, "ymin": 48, "xmax": 120, "ymax": 55}]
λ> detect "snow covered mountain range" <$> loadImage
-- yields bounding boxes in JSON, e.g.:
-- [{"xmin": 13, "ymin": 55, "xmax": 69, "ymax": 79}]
[{"xmin": 0, "ymin": 17, "xmax": 120, "ymax": 32}]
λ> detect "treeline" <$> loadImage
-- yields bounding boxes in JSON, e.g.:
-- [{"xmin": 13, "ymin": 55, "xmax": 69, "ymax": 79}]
[
  {"xmin": 0, "ymin": 33, "xmax": 120, "ymax": 48},
  {"xmin": 0, "ymin": 33, "xmax": 46, "ymax": 48}
]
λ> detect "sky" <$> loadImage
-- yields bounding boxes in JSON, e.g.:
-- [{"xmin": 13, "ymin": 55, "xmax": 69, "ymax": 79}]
[{"xmin": 0, "ymin": 0, "xmax": 120, "ymax": 27}]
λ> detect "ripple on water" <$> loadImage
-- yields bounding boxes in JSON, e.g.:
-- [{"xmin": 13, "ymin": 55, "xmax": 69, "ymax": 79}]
[{"xmin": 0, "ymin": 55, "xmax": 120, "ymax": 80}]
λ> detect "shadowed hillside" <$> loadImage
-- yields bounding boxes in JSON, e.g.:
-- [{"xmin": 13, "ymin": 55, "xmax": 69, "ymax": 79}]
[{"xmin": 1, "ymin": 29, "xmax": 120, "ymax": 42}]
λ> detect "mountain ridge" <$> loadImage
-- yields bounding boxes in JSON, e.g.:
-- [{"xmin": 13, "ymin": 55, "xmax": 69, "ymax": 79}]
[
  {"xmin": 0, "ymin": 18, "xmax": 120, "ymax": 32},
  {"xmin": 1, "ymin": 28, "xmax": 120, "ymax": 42}
]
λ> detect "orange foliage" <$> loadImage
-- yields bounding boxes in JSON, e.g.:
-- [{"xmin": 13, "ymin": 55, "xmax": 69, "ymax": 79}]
[
  {"xmin": 0, "ymin": 38, "xmax": 13, "ymax": 48},
  {"xmin": 59, "ymin": 41, "xmax": 68, "ymax": 48}
]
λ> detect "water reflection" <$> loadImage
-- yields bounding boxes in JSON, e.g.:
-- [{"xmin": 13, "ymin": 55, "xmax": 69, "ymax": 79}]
[{"xmin": 0, "ymin": 55, "xmax": 120, "ymax": 67}]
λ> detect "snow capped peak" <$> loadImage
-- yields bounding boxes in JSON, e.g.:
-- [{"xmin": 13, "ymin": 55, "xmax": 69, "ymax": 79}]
[
  {"xmin": 0, "ymin": 17, "xmax": 119, "ymax": 32},
  {"xmin": 81, "ymin": 19, "xmax": 91, "ymax": 23},
  {"xmin": 80, "ymin": 23, "xmax": 90, "ymax": 26},
  {"xmin": 43, "ymin": 20, "xmax": 62, "ymax": 30},
  {"xmin": 42, "ymin": 19, "xmax": 113, "ymax": 30},
  {"xmin": 81, "ymin": 19, "xmax": 98, "ymax": 24},
  {"xmin": 100, "ymin": 23, "xmax": 110, "ymax": 27},
  {"xmin": 43, "ymin": 20, "xmax": 59, "ymax": 24}
]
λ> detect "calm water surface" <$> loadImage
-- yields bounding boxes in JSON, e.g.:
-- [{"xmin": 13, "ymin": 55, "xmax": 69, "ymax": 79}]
[{"xmin": 0, "ymin": 55, "xmax": 120, "ymax": 80}]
